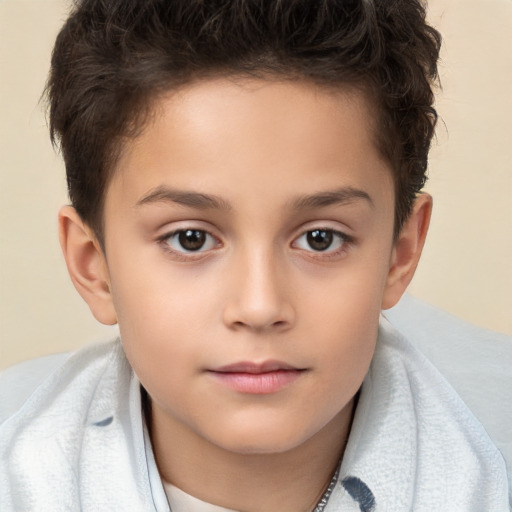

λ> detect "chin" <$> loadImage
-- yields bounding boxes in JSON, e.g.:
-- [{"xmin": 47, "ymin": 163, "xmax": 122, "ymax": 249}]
[
  {"xmin": 221, "ymin": 439, "xmax": 303, "ymax": 456},
  {"xmin": 207, "ymin": 423, "xmax": 313, "ymax": 456}
]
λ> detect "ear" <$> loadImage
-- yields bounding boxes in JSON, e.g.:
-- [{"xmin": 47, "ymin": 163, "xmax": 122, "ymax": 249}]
[
  {"xmin": 58, "ymin": 206, "xmax": 117, "ymax": 325},
  {"xmin": 381, "ymin": 193, "xmax": 432, "ymax": 310}
]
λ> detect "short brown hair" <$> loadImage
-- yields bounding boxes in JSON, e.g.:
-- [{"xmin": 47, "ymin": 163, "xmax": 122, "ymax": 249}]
[{"xmin": 47, "ymin": 0, "xmax": 441, "ymax": 241}]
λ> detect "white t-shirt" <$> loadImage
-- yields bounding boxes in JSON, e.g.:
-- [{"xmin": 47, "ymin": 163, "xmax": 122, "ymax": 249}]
[{"xmin": 163, "ymin": 481, "xmax": 237, "ymax": 512}]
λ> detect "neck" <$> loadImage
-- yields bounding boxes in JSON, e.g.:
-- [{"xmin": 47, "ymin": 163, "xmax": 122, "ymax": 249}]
[{"xmin": 147, "ymin": 396, "xmax": 354, "ymax": 512}]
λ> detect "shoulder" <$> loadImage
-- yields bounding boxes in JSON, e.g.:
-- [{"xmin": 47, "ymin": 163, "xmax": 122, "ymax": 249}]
[
  {"xmin": 384, "ymin": 295, "xmax": 512, "ymax": 492},
  {"xmin": 0, "ymin": 353, "xmax": 70, "ymax": 423},
  {"xmin": 336, "ymin": 318, "xmax": 510, "ymax": 510},
  {"xmin": 384, "ymin": 294, "xmax": 512, "ymax": 426},
  {"xmin": 0, "ymin": 340, "xmax": 121, "ymax": 424},
  {"xmin": 0, "ymin": 340, "xmax": 150, "ymax": 511},
  {"xmin": 385, "ymin": 293, "xmax": 512, "ymax": 362}
]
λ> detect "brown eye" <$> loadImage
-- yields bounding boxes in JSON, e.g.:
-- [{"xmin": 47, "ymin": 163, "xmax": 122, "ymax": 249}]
[
  {"xmin": 293, "ymin": 228, "xmax": 349, "ymax": 254},
  {"xmin": 306, "ymin": 230, "xmax": 333, "ymax": 251},
  {"xmin": 164, "ymin": 229, "xmax": 217, "ymax": 252},
  {"xmin": 178, "ymin": 230, "xmax": 206, "ymax": 251}
]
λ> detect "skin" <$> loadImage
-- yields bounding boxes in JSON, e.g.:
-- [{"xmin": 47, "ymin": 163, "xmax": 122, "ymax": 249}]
[{"xmin": 59, "ymin": 78, "xmax": 431, "ymax": 511}]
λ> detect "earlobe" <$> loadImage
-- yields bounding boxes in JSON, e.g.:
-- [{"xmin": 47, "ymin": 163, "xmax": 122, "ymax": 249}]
[
  {"xmin": 381, "ymin": 193, "xmax": 432, "ymax": 310},
  {"xmin": 58, "ymin": 206, "xmax": 118, "ymax": 325}
]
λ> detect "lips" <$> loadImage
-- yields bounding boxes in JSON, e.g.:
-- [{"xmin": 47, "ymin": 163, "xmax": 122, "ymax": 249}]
[
  {"xmin": 208, "ymin": 361, "xmax": 306, "ymax": 394},
  {"xmin": 214, "ymin": 361, "xmax": 299, "ymax": 374}
]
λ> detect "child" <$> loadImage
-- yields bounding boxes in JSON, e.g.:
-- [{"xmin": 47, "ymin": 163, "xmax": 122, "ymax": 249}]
[{"xmin": 0, "ymin": 0, "xmax": 509, "ymax": 510}]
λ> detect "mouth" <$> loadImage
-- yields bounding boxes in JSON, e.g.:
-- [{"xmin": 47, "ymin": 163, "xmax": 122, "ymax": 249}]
[{"xmin": 207, "ymin": 361, "xmax": 307, "ymax": 394}]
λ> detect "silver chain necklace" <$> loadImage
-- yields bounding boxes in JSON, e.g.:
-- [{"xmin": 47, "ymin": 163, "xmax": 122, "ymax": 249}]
[{"xmin": 312, "ymin": 460, "xmax": 341, "ymax": 512}]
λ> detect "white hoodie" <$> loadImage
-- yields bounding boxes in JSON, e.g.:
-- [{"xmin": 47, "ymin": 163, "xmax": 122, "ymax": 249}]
[{"xmin": 0, "ymin": 316, "xmax": 509, "ymax": 511}]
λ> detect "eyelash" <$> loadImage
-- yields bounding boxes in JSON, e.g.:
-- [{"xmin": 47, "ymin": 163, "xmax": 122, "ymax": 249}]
[{"xmin": 158, "ymin": 227, "xmax": 354, "ymax": 261}]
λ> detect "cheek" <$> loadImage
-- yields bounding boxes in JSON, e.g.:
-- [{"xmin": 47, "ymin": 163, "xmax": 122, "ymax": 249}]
[
  {"xmin": 300, "ymin": 255, "xmax": 388, "ymax": 382},
  {"xmin": 107, "ymin": 257, "xmax": 222, "ymax": 391},
  {"xmin": 301, "ymin": 253, "xmax": 389, "ymax": 331},
  {"xmin": 312, "ymin": 298, "xmax": 379, "ymax": 381}
]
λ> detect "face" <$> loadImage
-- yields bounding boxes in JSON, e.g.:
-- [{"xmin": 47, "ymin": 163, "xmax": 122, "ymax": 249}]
[{"xmin": 101, "ymin": 78, "xmax": 396, "ymax": 455}]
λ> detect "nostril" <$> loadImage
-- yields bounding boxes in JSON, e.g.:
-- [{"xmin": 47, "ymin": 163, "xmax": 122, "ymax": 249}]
[{"xmin": 229, "ymin": 319, "xmax": 289, "ymax": 332}]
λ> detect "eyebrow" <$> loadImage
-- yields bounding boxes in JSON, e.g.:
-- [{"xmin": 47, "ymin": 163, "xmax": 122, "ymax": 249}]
[
  {"xmin": 291, "ymin": 187, "xmax": 374, "ymax": 210},
  {"xmin": 136, "ymin": 186, "xmax": 232, "ymax": 211},
  {"xmin": 136, "ymin": 185, "xmax": 373, "ymax": 212}
]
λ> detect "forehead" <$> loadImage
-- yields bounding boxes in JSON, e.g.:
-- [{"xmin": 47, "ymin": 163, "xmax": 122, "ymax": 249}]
[{"xmin": 107, "ymin": 77, "xmax": 393, "ymax": 214}]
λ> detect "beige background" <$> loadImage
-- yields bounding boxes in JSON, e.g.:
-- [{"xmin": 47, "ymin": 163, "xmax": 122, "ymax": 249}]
[{"xmin": 1, "ymin": 0, "xmax": 511, "ymax": 370}]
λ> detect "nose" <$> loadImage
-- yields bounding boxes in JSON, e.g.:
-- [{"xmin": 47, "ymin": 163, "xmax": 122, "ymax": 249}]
[{"xmin": 222, "ymin": 249, "xmax": 295, "ymax": 333}]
